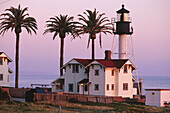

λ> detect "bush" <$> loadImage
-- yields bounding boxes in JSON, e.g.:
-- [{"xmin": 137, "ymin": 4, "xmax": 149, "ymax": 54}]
[
  {"xmin": 69, "ymin": 98, "xmax": 78, "ymax": 103},
  {"xmin": 0, "ymin": 88, "xmax": 10, "ymax": 100}
]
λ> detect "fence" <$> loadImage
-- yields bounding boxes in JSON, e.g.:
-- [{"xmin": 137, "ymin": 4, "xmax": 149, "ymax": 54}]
[
  {"xmin": 9, "ymin": 87, "xmax": 30, "ymax": 98},
  {"xmin": 34, "ymin": 93, "xmax": 145, "ymax": 104}
]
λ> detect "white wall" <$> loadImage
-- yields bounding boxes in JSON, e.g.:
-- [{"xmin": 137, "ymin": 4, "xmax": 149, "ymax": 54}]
[
  {"xmin": 117, "ymin": 64, "xmax": 133, "ymax": 98},
  {"xmin": 105, "ymin": 68, "xmax": 116, "ymax": 96},
  {"xmin": 89, "ymin": 64, "xmax": 105, "ymax": 96},
  {"xmin": 160, "ymin": 90, "xmax": 170, "ymax": 107},
  {"xmin": 0, "ymin": 56, "xmax": 10, "ymax": 87},
  {"xmin": 133, "ymin": 88, "xmax": 137, "ymax": 95},
  {"xmin": 64, "ymin": 60, "xmax": 87, "ymax": 93},
  {"xmin": 146, "ymin": 89, "xmax": 170, "ymax": 107},
  {"xmin": 145, "ymin": 90, "xmax": 161, "ymax": 107},
  {"xmin": 89, "ymin": 60, "xmax": 134, "ymax": 98}
]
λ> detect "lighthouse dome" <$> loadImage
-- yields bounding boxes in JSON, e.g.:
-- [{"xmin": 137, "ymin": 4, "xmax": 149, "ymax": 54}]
[{"xmin": 117, "ymin": 4, "xmax": 130, "ymax": 14}]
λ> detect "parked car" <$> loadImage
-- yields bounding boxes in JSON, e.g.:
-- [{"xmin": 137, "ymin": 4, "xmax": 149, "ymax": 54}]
[{"xmin": 25, "ymin": 88, "xmax": 47, "ymax": 102}]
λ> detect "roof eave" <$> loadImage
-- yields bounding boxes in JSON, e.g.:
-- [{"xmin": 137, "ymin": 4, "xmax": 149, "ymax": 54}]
[
  {"xmin": 60, "ymin": 58, "xmax": 86, "ymax": 69},
  {"xmin": 0, "ymin": 52, "xmax": 13, "ymax": 62},
  {"xmin": 121, "ymin": 59, "xmax": 137, "ymax": 70},
  {"xmin": 85, "ymin": 60, "xmax": 105, "ymax": 68},
  {"xmin": 8, "ymin": 68, "xmax": 13, "ymax": 73}
]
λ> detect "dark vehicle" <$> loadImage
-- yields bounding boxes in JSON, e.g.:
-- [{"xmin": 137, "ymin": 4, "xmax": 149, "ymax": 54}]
[{"xmin": 25, "ymin": 88, "xmax": 47, "ymax": 102}]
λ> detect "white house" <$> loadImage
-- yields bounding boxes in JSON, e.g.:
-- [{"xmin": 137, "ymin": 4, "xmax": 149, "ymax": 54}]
[
  {"xmin": 0, "ymin": 52, "xmax": 13, "ymax": 87},
  {"xmin": 52, "ymin": 50, "xmax": 137, "ymax": 98},
  {"xmin": 145, "ymin": 89, "xmax": 170, "ymax": 107}
]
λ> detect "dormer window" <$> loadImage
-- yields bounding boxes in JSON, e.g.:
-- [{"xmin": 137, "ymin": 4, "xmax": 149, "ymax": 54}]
[
  {"xmin": 0, "ymin": 58, "xmax": 2, "ymax": 65},
  {"xmin": 95, "ymin": 70, "xmax": 99, "ymax": 76},
  {"xmin": 72, "ymin": 64, "xmax": 79, "ymax": 73},
  {"xmin": 112, "ymin": 70, "xmax": 114, "ymax": 76},
  {"xmin": 124, "ymin": 64, "xmax": 128, "ymax": 73}
]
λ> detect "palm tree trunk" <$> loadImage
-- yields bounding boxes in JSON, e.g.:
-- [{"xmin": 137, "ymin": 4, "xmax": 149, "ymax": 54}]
[
  {"xmin": 60, "ymin": 38, "xmax": 64, "ymax": 76},
  {"xmin": 15, "ymin": 33, "xmax": 20, "ymax": 88},
  {"xmin": 92, "ymin": 38, "xmax": 95, "ymax": 60}
]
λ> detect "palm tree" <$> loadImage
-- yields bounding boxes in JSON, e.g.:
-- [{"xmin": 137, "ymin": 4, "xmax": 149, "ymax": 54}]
[
  {"xmin": 78, "ymin": 9, "xmax": 112, "ymax": 60},
  {"xmin": 44, "ymin": 15, "xmax": 78, "ymax": 76},
  {"xmin": 0, "ymin": 5, "xmax": 37, "ymax": 88}
]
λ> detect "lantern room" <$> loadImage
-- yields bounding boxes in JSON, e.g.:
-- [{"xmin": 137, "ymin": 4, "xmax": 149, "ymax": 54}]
[{"xmin": 113, "ymin": 4, "xmax": 133, "ymax": 35}]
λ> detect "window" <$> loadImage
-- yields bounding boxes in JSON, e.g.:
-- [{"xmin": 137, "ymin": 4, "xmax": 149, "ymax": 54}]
[
  {"xmin": 124, "ymin": 65, "xmax": 128, "ymax": 73},
  {"xmin": 72, "ymin": 64, "xmax": 79, "ymax": 73},
  {"xmin": 0, "ymin": 74, "xmax": 3, "ymax": 81},
  {"xmin": 77, "ymin": 84, "xmax": 79, "ymax": 92},
  {"xmin": 94, "ymin": 84, "xmax": 99, "ymax": 90},
  {"xmin": 106, "ymin": 84, "xmax": 109, "ymax": 90},
  {"xmin": 123, "ymin": 83, "xmax": 128, "ymax": 90},
  {"xmin": 69, "ymin": 83, "xmax": 73, "ymax": 92},
  {"xmin": 111, "ymin": 84, "xmax": 114, "ymax": 90},
  {"xmin": 80, "ymin": 65, "xmax": 82, "ymax": 69},
  {"xmin": 60, "ymin": 84, "xmax": 63, "ymax": 90},
  {"xmin": 95, "ymin": 70, "xmax": 99, "ymax": 76},
  {"xmin": 85, "ymin": 85, "xmax": 88, "ymax": 92},
  {"xmin": 112, "ymin": 70, "xmax": 114, "ymax": 76},
  {"xmin": 69, "ymin": 64, "xmax": 71, "ymax": 69},
  {"xmin": 56, "ymin": 85, "xmax": 60, "ymax": 90},
  {"xmin": 0, "ymin": 58, "xmax": 2, "ymax": 65},
  {"xmin": 92, "ymin": 64, "xmax": 94, "ymax": 69}
]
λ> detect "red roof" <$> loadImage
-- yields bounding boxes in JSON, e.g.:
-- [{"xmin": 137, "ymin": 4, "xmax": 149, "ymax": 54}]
[
  {"xmin": 74, "ymin": 59, "xmax": 93, "ymax": 67},
  {"xmin": 74, "ymin": 58, "xmax": 129, "ymax": 69},
  {"xmin": 96, "ymin": 59, "xmax": 128, "ymax": 68}
]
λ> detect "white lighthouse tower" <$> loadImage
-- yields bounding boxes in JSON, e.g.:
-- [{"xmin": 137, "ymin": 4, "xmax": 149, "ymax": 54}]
[
  {"xmin": 113, "ymin": 4, "xmax": 133, "ymax": 59},
  {"xmin": 113, "ymin": 5, "xmax": 142, "ymax": 95}
]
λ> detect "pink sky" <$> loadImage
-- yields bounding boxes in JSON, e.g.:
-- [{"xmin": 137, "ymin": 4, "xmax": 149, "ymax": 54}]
[{"xmin": 0, "ymin": 0, "xmax": 170, "ymax": 77}]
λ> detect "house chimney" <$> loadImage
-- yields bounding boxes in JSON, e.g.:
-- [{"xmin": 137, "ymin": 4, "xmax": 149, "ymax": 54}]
[{"xmin": 105, "ymin": 50, "xmax": 111, "ymax": 60}]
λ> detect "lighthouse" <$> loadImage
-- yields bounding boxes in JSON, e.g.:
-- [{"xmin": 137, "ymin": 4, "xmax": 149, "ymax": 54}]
[
  {"xmin": 112, "ymin": 5, "xmax": 142, "ymax": 95},
  {"xmin": 113, "ymin": 4, "xmax": 133, "ymax": 59}
]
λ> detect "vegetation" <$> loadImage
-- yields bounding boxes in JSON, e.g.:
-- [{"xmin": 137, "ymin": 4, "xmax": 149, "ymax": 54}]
[
  {"xmin": 0, "ymin": 88, "xmax": 10, "ymax": 101},
  {"xmin": 0, "ymin": 5, "xmax": 38, "ymax": 88},
  {"xmin": 44, "ymin": 15, "xmax": 79, "ymax": 76},
  {"xmin": 0, "ymin": 100, "xmax": 170, "ymax": 113},
  {"xmin": 78, "ymin": 9, "xmax": 112, "ymax": 60}
]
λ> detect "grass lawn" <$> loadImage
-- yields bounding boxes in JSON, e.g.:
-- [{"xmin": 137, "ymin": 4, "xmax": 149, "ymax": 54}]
[{"xmin": 0, "ymin": 100, "xmax": 170, "ymax": 113}]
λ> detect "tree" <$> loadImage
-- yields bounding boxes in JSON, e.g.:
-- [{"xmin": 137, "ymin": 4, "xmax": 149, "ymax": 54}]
[
  {"xmin": 78, "ymin": 9, "xmax": 112, "ymax": 60},
  {"xmin": 44, "ymin": 15, "xmax": 78, "ymax": 76},
  {"xmin": 0, "ymin": 5, "xmax": 37, "ymax": 88}
]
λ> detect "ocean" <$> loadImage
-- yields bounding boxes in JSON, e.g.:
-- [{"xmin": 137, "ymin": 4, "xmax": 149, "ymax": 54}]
[{"xmin": 10, "ymin": 75, "xmax": 170, "ymax": 95}]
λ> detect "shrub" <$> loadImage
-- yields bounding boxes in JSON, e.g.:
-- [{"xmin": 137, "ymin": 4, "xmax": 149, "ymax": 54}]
[
  {"xmin": 69, "ymin": 98, "xmax": 78, "ymax": 103},
  {"xmin": 0, "ymin": 88, "xmax": 10, "ymax": 100}
]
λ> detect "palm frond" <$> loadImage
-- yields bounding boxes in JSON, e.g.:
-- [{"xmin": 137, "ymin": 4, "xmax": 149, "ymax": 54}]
[
  {"xmin": 0, "ymin": 4, "xmax": 37, "ymax": 35},
  {"xmin": 78, "ymin": 9, "xmax": 112, "ymax": 48}
]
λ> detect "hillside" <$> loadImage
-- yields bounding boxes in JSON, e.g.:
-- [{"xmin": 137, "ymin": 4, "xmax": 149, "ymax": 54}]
[{"xmin": 0, "ymin": 100, "xmax": 170, "ymax": 113}]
